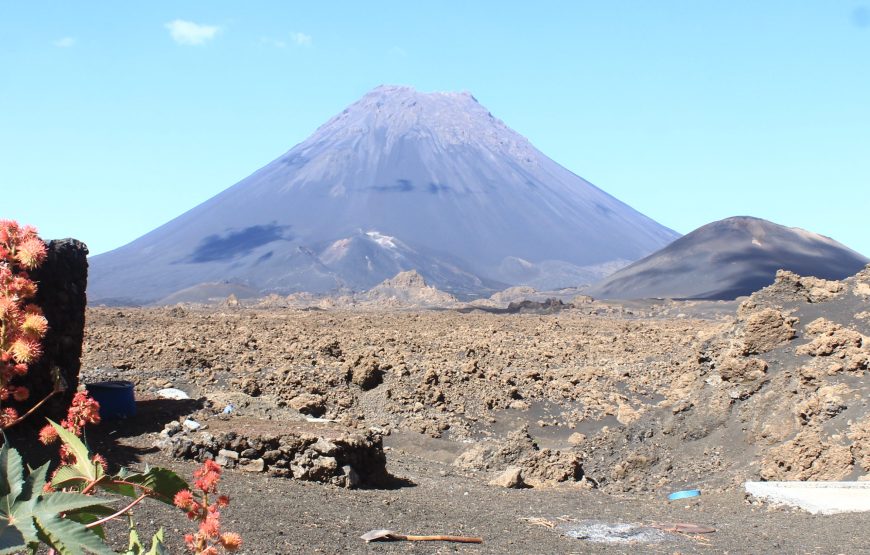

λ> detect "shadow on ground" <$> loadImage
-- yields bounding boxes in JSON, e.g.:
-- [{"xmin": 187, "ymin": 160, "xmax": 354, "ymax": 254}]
[{"xmin": 88, "ymin": 397, "xmax": 203, "ymax": 470}]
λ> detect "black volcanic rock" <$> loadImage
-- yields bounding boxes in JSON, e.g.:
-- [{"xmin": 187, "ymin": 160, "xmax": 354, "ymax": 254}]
[
  {"xmin": 586, "ymin": 216, "xmax": 869, "ymax": 300},
  {"xmin": 89, "ymin": 86, "xmax": 679, "ymax": 304}
]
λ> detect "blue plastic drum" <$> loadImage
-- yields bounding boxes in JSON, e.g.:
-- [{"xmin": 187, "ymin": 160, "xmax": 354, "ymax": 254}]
[{"xmin": 85, "ymin": 380, "xmax": 137, "ymax": 420}]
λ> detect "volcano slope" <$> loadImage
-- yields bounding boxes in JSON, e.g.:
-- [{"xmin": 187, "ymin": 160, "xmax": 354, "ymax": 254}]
[
  {"xmin": 587, "ymin": 216, "xmax": 868, "ymax": 300},
  {"xmin": 88, "ymin": 85, "xmax": 678, "ymax": 304}
]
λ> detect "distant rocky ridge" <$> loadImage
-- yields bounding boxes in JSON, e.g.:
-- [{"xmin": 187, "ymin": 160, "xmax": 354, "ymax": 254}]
[
  {"xmin": 358, "ymin": 270, "xmax": 458, "ymax": 307},
  {"xmin": 586, "ymin": 216, "xmax": 869, "ymax": 300},
  {"xmin": 88, "ymin": 85, "xmax": 678, "ymax": 305},
  {"xmin": 168, "ymin": 270, "xmax": 591, "ymax": 311}
]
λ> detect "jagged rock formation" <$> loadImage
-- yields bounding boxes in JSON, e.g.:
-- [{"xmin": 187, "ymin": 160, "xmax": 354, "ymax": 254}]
[{"xmin": 357, "ymin": 270, "xmax": 458, "ymax": 307}]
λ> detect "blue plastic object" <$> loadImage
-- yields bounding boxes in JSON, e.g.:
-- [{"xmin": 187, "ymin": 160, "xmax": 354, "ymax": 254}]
[
  {"xmin": 668, "ymin": 489, "xmax": 701, "ymax": 501},
  {"xmin": 85, "ymin": 380, "xmax": 136, "ymax": 420}
]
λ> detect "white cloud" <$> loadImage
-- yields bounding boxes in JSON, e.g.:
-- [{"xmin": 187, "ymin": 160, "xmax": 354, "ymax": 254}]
[
  {"xmin": 54, "ymin": 37, "xmax": 76, "ymax": 48},
  {"xmin": 290, "ymin": 32, "xmax": 312, "ymax": 47},
  {"xmin": 165, "ymin": 19, "xmax": 220, "ymax": 46},
  {"xmin": 261, "ymin": 37, "xmax": 287, "ymax": 48}
]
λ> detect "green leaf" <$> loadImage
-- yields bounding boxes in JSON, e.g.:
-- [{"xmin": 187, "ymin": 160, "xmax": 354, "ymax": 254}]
[
  {"xmin": 126, "ymin": 517, "xmax": 144, "ymax": 554},
  {"xmin": 9, "ymin": 495, "xmax": 38, "ymax": 544},
  {"xmin": 98, "ymin": 480, "xmax": 137, "ymax": 499},
  {"xmin": 33, "ymin": 492, "xmax": 111, "ymax": 516},
  {"xmin": 47, "ymin": 421, "xmax": 102, "ymax": 482},
  {"xmin": 0, "ymin": 442, "xmax": 115, "ymax": 555},
  {"xmin": 125, "ymin": 520, "xmax": 166, "ymax": 555},
  {"xmin": 50, "ymin": 465, "xmax": 89, "ymax": 491},
  {"xmin": 0, "ymin": 443, "xmax": 23, "ymax": 499},
  {"xmin": 64, "ymin": 505, "xmax": 115, "ymax": 540},
  {"xmin": 34, "ymin": 512, "xmax": 115, "ymax": 555},
  {"xmin": 124, "ymin": 468, "xmax": 188, "ymax": 504},
  {"xmin": 0, "ymin": 518, "xmax": 26, "ymax": 555},
  {"xmin": 147, "ymin": 528, "xmax": 167, "ymax": 555},
  {"xmin": 21, "ymin": 463, "xmax": 49, "ymax": 502}
]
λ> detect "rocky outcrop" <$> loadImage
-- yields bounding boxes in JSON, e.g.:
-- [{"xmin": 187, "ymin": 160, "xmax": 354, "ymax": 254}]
[
  {"xmin": 358, "ymin": 270, "xmax": 459, "ymax": 308},
  {"xmin": 454, "ymin": 427, "xmax": 583, "ymax": 487}
]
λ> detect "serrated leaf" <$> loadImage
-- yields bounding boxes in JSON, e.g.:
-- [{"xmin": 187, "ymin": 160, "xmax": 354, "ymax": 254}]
[
  {"xmin": 98, "ymin": 480, "xmax": 137, "ymax": 499},
  {"xmin": 47, "ymin": 421, "xmax": 101, "ymax": 482},
  {"xmin": 126, "ymin": 518, "xmax": 144, "ymax": 553},
  {"xmin": 9, "ymin": 496, "xmax": 38, "ymax": 544},
  {"xmin": 33, "ymin": 492, "xmax": 112, "ymax": 517},
  {"xmin": 64, "ymin": 505, "xmax": 115, "ymax": 541},
  {"xmin": 50, "ymin": 465, "xmax": 89, "ymax": 490},
  {"xmin": 0, "ymin": 518, "xmax": 26, "ymax": 555},
  {"xmin": 0, "ymin": 444, "xmax": 23, "ymax": 499},
  {"xmin": 21, "ymin": 463, "xmax": 49, "ymax": 502},
  {"xmin": 34, "ymin": 512, "xmax": 115, "ymax": 555},
  {"xmin": 147, "ymin": 528, "xmax": 167, "ymax": 555}
]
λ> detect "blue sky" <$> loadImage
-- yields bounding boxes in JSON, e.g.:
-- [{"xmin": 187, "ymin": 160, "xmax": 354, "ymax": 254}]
[{"xmin": 2, "ymin": 1, "xmax": 869, "ymax": 256}]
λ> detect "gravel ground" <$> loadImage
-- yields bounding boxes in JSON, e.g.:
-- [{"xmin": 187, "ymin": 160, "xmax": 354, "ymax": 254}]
[{"xmin": 87, "ymin": 418, "xmax": 869, "ymax": 555}]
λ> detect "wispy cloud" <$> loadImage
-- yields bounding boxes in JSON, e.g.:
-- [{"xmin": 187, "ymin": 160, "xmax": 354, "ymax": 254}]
[
  {"xmin": 290, "ymin": 32, "xmax": 312, "ymax": 47},
  {"xmin": 165, "ymin": 19, "xmax": 221, "ymax": 46},
  {"xmin": 260, "ymin": 37, "xmax": 287, "ymax": 48},
  {"xmin": 54, "ymin": 37, "xmax": 76, "ymax": 48}
]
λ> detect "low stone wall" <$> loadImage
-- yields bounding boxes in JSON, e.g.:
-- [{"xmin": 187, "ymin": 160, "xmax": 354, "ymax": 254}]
[{"xmin": 156, "ymin": 417, "xmax": 389, "ymax": 489}]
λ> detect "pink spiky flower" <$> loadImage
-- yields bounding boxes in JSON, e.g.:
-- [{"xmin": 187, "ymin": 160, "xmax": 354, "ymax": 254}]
[{"xmin": 14, "ymin": 237, "xmax": 47, "ymax": 270}]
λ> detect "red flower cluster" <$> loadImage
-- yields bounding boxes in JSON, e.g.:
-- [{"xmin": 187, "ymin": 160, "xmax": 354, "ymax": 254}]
[
  {"xmin": 0, "ymin": 220, "xmax": 48, "ymax": 428},
  {"xmin": 173, "ymin": 460, "xmax": 242, "ymax": 554},
  {"xmin": 39, "ymin": 391, "xmax": 102, "ymax": 466}
]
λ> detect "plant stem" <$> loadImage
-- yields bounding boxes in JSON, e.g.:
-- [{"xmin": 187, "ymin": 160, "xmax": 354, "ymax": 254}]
[
  {"xmin": 80, "ymin": 478, "xmax": 102, "ymax": 495},
  {"xmin": 86, "ymin": 493, "xmax": 148, "ymax": 528},
  {"xmin": 0, "ymin": 389, "xmax": 58, "ymax": 430}
]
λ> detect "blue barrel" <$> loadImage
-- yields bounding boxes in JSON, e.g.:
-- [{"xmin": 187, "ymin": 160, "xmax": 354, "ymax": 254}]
[{"xmin": 85, "ymin": 380, "xmax": 136, "ymax": 420}]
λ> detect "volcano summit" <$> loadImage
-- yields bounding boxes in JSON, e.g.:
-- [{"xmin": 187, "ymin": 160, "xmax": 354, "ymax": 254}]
[{"xmin": 89, "ymin": 86, "xmax": 679, "ymax": 304}]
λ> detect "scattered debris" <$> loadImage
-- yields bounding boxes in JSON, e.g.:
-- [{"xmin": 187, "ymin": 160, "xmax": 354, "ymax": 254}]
[
  {"xmin": 519, "ymin": 517, "xmax": 556, "ymax": 529},
  {"xmin": 360, "ymin": 529, "xmax": 482, "ymax": 544},
  {"xmin": 650, "ymin": 522, "xmax": 715, "ymax": 534},
  {"xmin": 559, "ymin": 521, "xmax": 667, "ymax": 544}
]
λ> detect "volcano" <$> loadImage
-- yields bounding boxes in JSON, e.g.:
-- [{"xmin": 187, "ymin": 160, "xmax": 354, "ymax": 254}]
[
  {"xmin": 586, "ymin": 216, "xmax": 869, "ymax": 300},
  {"xmin": 89, "ymin": 86, "xmax": 679, "ymax": 304}
]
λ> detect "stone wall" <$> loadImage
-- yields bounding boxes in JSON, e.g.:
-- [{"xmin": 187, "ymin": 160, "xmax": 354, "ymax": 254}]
[{"xmin": 156, "ymin": 417, "xmax": 390, "ymax": 489}]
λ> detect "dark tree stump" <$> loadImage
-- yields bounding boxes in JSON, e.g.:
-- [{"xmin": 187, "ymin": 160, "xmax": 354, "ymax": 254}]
[{"xmin": 20, "ymin": 238, "xmax": 89, "ymax": 425}]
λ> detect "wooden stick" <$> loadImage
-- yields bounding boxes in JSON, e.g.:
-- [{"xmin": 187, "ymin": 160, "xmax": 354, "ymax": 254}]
[{"xmin": 399, "ymin": 534, "xmax": 483, "ymax": 543}]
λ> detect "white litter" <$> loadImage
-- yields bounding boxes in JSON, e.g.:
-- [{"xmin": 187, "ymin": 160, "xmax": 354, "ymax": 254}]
[
  {"xmin": 183, "ymin": 418, "xmax": 201, "ymax": 431},
  {"xmin": 156, "ymin": 388, "xmax": 190, "ymax": 400},
  {"xmin": 305, "ymin": 416, "xmax": 337, "ymax": 423},
  {"xmin": 745, "ymin": 481, "xmax": 870, "ymax": 515}
]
